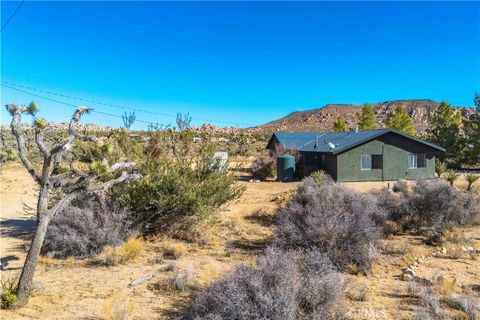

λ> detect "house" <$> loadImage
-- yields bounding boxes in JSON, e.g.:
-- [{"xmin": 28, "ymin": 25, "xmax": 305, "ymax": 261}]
[{"xmin": 266, "ymin": 129, "xmax": 445, "ymax": 182}]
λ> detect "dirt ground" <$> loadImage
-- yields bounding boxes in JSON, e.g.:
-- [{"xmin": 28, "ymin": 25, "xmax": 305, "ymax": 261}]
[{"xmin": 0, "ymin": 164, "xmax": 479, "ymax": 319}]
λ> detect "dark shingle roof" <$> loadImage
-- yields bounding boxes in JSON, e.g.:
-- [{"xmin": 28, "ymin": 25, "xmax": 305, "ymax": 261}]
[{"xmin": 269, "ymin": 129, "xmax": 446, "ymax": 154}]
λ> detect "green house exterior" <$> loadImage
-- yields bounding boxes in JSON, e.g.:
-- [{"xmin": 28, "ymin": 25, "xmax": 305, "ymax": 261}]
[{"xmin": 267, "ymin": 129, "xmax": 445, "ymax": 182}]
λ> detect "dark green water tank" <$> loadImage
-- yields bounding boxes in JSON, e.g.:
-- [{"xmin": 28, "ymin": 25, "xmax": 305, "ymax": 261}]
[{"xmin": 277, "ymin": 154, "xmax": 296, "ymax": 182}]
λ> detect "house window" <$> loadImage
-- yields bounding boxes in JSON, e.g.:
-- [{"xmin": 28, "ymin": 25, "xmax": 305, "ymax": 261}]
[
  {"xmin": 372, "ymin": 155, "xmax": 383, "ymax": 169},
  {"xmin": 417, "ymin": 154, "xmax": 426, "ymax": 168},
  {"xmin": 361, "ymin": 155, "xmax": 372, "ymax": 170},
  {"xmin": 408, "ymin": 154, "xmax": 417, "ymax": 169}
]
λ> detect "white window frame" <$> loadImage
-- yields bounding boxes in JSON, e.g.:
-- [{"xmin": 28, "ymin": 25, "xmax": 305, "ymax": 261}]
[
  {"xmin": 408, "ymin": 154, "xmax": 417, "ymax": 169},
  {"xmin": 361, "ymin": 155, "xmax": 372, "ymax": 170}
]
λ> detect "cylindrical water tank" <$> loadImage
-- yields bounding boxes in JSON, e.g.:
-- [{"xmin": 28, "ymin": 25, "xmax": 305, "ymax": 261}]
[{"xmin": 276, "ymin": 154, "xmax": 296, "ymax": 182}]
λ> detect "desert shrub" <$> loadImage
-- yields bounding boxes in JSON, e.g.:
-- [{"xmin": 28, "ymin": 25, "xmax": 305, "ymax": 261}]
[
  {"xmin": 181, "ymin": 247, "xmax": 344, "ymax": 320},
  {"xmin": 404, "ymin": 179, "xmax": 480, "ymax": 232},
  {"xmin": 160, "ymin": 239, "xmax": 188, "ymax": 259},
  {"xmin": 251, "ymin": 146, "xmax": 299, "ymax": 181},
  {"xmin": 447, "ymin": 293, "xmax": 480, "ymax": 320},
  {"xmin": 392, "ymin": 179, "xmax": 408, "ymax": 193},
  {"xmin": 435, "ymin": 160, "xmax": 447, "ymax": 177},
  {"xmin": 376, "ymin": 180, "xmax": 480, "ymax": 235},
  {"xmin": 0, "ymin": 147, "xmax": 17, "ymax": 162},
  {"xmin": 42, "ymin": 192, "xmax": 136, "ymax": 258},
  {"xmin": 251, "ymin": 151, "xmax": 276, "ymax": 180},
  {"xmin": 411, "ymin": 284, "xmax": 443, "ymax": 319},
  {"xmin": 274, "ymin": 177, "xmax": 383, "ymax": 272},
  {"xmin": 114, "ymin": 149, "xmax": 243, "ymax": 237}
]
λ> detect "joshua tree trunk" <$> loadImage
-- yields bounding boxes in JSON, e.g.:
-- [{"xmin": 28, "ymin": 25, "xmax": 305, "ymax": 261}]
[
  {"xmin": 5, "ymin": 103, "xmax": 140, "ymax": 308},
  {"xmin": 15, "ymin": 213, "xmax": 50, "ymax": 305}
]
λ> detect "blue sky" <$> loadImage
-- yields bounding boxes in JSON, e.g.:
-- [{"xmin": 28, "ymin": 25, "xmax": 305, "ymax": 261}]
[{"xmin": 1, "ymin": 1, "xmax": 479, "ymax": 129}]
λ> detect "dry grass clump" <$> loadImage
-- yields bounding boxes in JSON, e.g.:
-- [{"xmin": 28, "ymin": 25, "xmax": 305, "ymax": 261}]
[
  {"xmin": 98, "ymin": 238, "xmax": 144, "ymax": 266},
  {"xmin": 101, "ymin": 294, "xmax": 139, "ymax": 320},
  {"xmin": 399, "ymin": 244, "xmax": 431, "ymax": 268},
  {"xmin": 346, "ymin": 282, "xmax": 373, "ymax": 302},
  {"xmin": 181, "ymin": 247, "xmax": 345, "ymax": 320},
  {"xmin": 196, "ymin": 264, "xmax": 222, "ymax": 288},
  {"xmin": 160, "ymin": 239, "xmax": 188, "ymax": 260},
  {"xmin": 274, "ymin": 177, "xmax": 384, "ymax": 273},
  {"xmin": 0, "ymin": 273, "xmax": 19, "ymax": 309},
  {"xmin": 156, "ymin": 265, "xmax": 196, "ymax": 293},
  {"xmin": 432, "ymin": 274, "xmax": 458, "ymax": 297}
]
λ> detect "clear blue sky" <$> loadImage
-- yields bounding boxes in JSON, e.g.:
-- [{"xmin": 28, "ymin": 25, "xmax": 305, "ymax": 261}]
[{"xmin": 1, "ymin": 1, "xmax": 479, "ymax": 129}]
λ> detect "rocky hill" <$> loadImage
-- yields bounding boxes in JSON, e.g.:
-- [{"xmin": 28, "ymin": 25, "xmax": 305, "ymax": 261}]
[{"xmin": 255, "ymin": 99, "xmax": 476, "ymax": 135}]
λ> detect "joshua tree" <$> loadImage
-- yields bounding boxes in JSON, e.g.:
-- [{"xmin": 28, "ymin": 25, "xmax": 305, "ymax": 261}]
[
  {"xmin": 122, "ymin": 111, "xmax": 136, "ymax": 129},
  {"xmin": 6, "ymin": 103, "xmax": 140, "ymax": 307}
]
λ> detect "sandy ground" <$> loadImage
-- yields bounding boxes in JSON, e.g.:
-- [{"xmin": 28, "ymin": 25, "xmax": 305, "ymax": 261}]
[
  {"xmin": 0, "ymin": 164, "xmax": 478, "ymax": 319},
  {"xmin": 0, "ymin": 163, "xmax": 37, "ymax": 270}
]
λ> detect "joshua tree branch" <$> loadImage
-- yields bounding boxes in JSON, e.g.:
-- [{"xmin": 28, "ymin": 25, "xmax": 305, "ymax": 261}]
[
  {"xmin": 35, "ymin": 130, "xmax": 50, "ymax": 158},
  {"xmin": 7, "ymin": 104, "xmax": 41, "ymax": 184},
  {"xmin": 50, "ymin": 107, "xmax": 89, "ymax": 155}
]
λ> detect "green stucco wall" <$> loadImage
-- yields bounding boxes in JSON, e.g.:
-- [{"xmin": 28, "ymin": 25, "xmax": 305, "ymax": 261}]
[{"xmin": 335, "ymin": 133, "xmax": 436, "ymax": 182}]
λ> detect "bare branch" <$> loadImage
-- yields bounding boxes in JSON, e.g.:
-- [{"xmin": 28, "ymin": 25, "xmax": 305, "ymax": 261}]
[
  {"xmin": 35, "ymin": 130, "xmax": 49, "ymax": 157},
  {"xmin": 50, "ymin": 107, "xmax": 90, "ymax": 155},
  {"xmin": 49, "ymin": 191, "xmax": 81, "ymax": 218},
  {"xmin": 7, "ymin": 104, "xmax": 41, "ymax": 184},
  {"xmin": 76, "ymin": 133, "xmax": 98, "ymax": 143},
  {"xmin": 89, "ymin": 171, "xmax": 141, "ymax": 192},
  {"xmin": 110, "ymin": 162, "xmax": 136, "ymax": 175}
]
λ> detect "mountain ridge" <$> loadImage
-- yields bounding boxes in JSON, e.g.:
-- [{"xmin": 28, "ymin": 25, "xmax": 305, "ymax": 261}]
[{"xmin": 255, "ymin": 99, "xmax": 476, "ymax": 135}]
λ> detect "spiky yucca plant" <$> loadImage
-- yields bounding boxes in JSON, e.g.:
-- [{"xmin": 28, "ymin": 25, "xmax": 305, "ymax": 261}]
[
  {"xmin": 444, "ymin": 170, "xmax": 460, "ymax": 186},
  {"xmin": 464, "ymin": 173, "xmax": 479, "ymax": 192}
]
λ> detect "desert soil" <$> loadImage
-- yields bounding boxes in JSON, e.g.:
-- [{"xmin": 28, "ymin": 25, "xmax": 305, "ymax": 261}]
[{"xmin": 0, "ymin": 164, "xmax": 479, "ymax": 319}]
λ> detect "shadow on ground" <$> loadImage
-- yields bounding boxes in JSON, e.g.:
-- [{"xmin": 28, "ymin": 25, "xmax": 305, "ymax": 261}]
[{"xmin": 0, "ymin": 218, "xmax": 36, "ymax": 238}]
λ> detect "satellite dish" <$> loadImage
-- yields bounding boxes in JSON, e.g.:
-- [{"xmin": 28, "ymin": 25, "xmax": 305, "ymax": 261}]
[{"xmin": 328, "ymin": 142, "xmax": 336, "ymax": 149}]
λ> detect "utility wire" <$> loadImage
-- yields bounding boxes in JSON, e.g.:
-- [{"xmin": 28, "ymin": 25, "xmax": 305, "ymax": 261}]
[
  {"xmin": 1, "ymin": 0, "xmax": 25, "ymax": 32},
  {"xmin": 1, "ymin": 81, "xmax": 257, "ymax": 127},
  {"xmin": 1, "ymin": 83, "xmax": 168, "ymax": 126}
]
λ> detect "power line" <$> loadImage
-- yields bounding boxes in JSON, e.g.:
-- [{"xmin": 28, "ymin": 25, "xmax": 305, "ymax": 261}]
[
  {"xmin": 1, "ymin": 81, "xmax": 257, "ymax": 127},
  {"xmin": 1, "ymin": 83, "xmax": 168, "ymax": 126},
  {"xmin": 1, "ymin": 0, "xmax": 25, "ymax": 32}
]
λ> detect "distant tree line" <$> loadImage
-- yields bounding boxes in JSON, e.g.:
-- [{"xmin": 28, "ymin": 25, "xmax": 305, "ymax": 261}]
[{"xmin": 332, "ymin": 93, "xmax": 480, "ymax": 168}]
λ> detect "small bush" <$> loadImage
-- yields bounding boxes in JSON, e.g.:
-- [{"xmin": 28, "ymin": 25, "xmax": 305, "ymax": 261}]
[
  {"xmin": 160, "ymin": 239, "xmax": 188, "ymax": 260},
  {"xmin": 0, "ymin": 147, "xmax": 17, "ymax": 162},
  {"xmin": 251, "ymin": 146, "xmax": 298, "ymax": 181},
  {"xmin": 274, "ymin": 177, "xmax": 383, "ymax": 272},
  {"xmin": 251, "ymin": 151, "xmax": 276, "ymax": 180},
  {"xmin": 392, "ymin": 180, "xmax": 408, "ymax": 193},
  {"xmin": 99, "ymin": 238, "xmax": 143, "ymax": 266},
  {"xmin": 447, "ymin": 293, "xmax": 480, "ymax": 320},
  {"xmin": 115, "ymin": 152, "xmax": 243, "ymax": 237},
  {"xmin": 435, "ymin": 161, "xmax": 447, "ymax": 177},
  {"xmin": 42, "ymin": 192, "xmax": 136, "ymax": 258},
  {"xmin": 377, "ymin": 180, "xmax": 480, "ymax": 235},
  {"xmin": 181, "ymin": 247, "xmax": 344, "ymax": 320},
  {"xmin": 157, "ymin": 266, "xmax": 196, "ymax": 292},
  {"xmin": 0, "ymin": 273, "xmax": 18, "ymax": 309}
]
